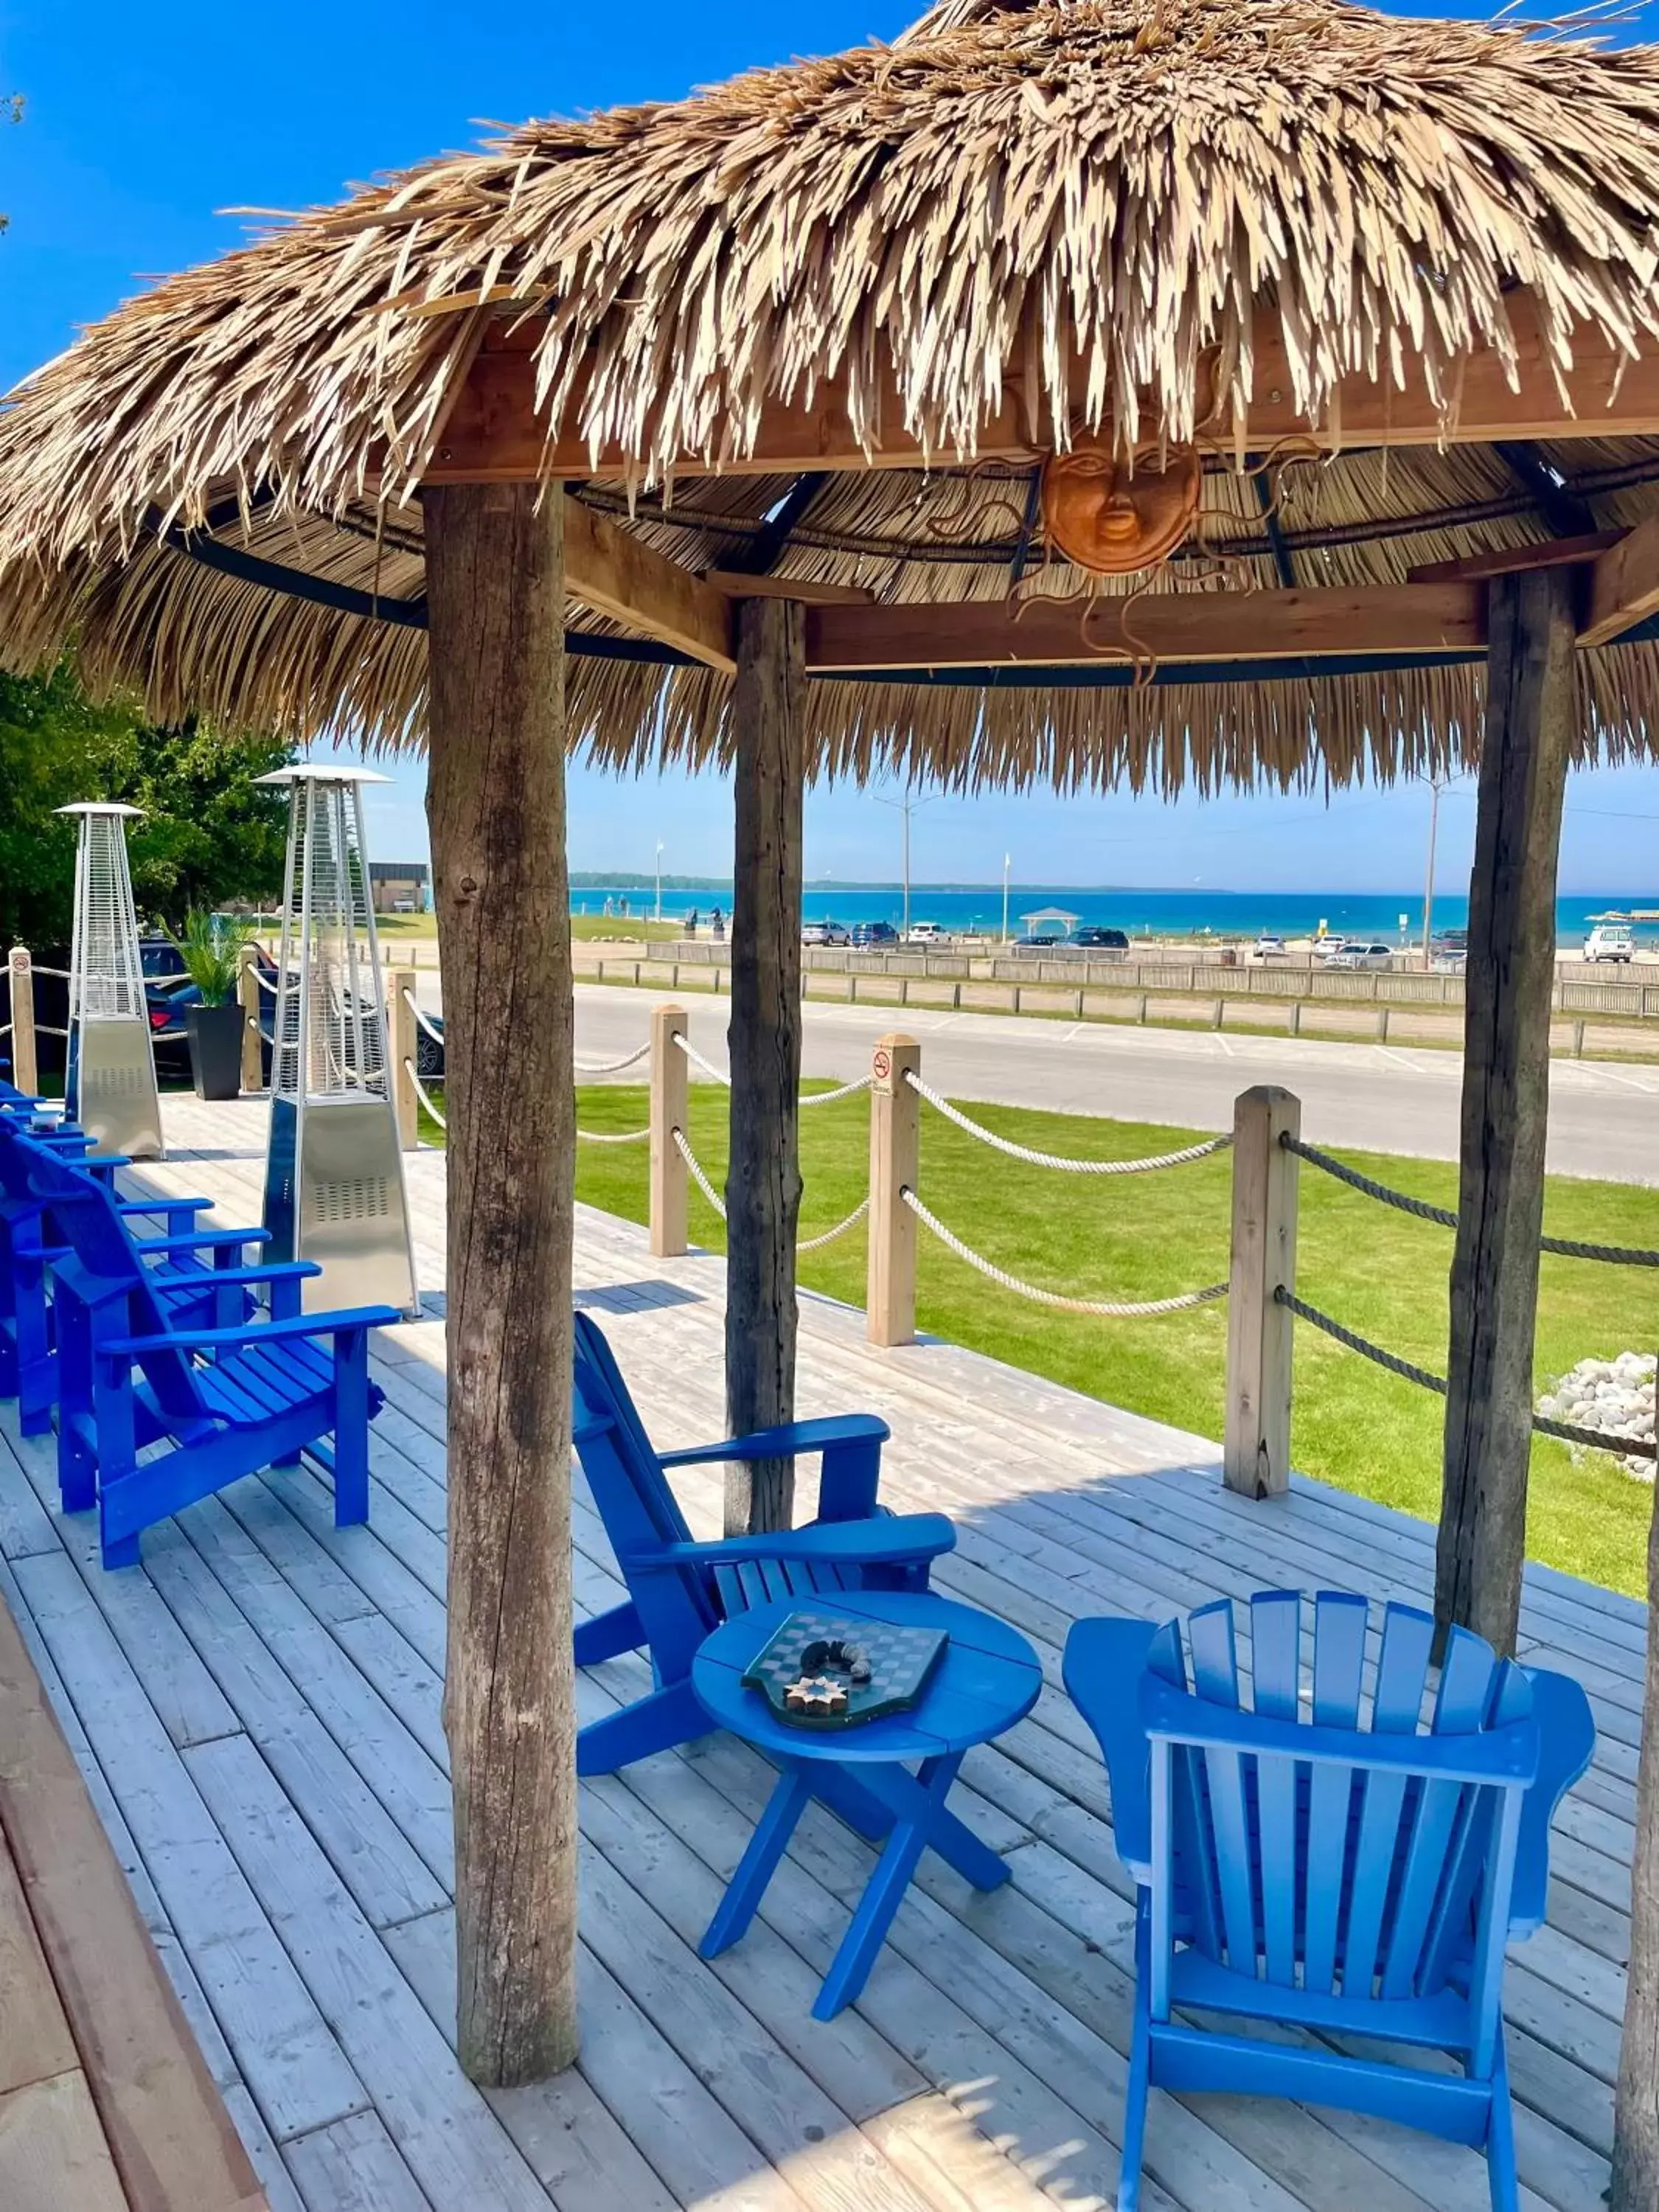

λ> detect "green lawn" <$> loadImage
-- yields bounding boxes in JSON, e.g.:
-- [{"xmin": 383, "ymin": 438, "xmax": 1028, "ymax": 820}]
[{"xmin": 422, "ymin": 1078, "xmax": 1658, "ymax": 1597}]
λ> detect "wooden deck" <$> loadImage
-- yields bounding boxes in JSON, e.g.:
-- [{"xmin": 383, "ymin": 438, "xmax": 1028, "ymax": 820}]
[{"xmin": 0, "ymin": 1091, "xmax": 1636, "ymax": 2212}]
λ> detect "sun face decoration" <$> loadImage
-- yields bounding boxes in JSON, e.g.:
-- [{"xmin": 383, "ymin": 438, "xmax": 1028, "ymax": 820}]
[{"xmin": 1040, "ymin": 439, "xmax": 1203, "ymax": 576}]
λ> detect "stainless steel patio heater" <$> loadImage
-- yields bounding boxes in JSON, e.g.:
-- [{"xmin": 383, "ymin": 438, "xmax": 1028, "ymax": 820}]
[
  {"xmin": 257, "ymin": 766, "xmax": 417, "ymax": 1317},
  {"xmin": 58, "ymin": 801, "xmax": 163, "ymax": 1159}
]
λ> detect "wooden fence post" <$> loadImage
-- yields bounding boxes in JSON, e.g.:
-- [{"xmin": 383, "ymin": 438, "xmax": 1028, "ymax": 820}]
[
  {"xmin": 1613, "ymin": 1391, "xmax": 1659, "ymax": 2209},
  {"xmin": 867, "ymin": 1034, "xmax": 921, "ymax": 1348},
  {"xmin": 389, "ymin": 967, "xmax": 419, "ymax": 1148},
  {"xmin": 1223, "ymin": 1086, "xmax": 1301, "ymax": 1499},
  {"xmin": 650, "ymin": 1003, "xmax": 688, "ymax": 1259},
  {"xmin": 237, "ymin": 945, "xmax": 265, "ymax": 1096},
  {"xmin": 7, "ymin": 946, "xmax": 36, "ymax": 1096}
]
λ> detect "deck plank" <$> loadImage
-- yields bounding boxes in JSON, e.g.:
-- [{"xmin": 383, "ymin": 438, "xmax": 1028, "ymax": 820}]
[{"xmin": 0, "ymin": 1091, "xmax": 1635, "ymax": 2212}]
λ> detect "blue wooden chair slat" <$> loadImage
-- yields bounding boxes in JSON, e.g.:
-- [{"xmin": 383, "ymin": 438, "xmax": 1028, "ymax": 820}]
[
  {"xmin": 1381, "ymin": 1624, "xmax": 1499, "ymax": 1998},
  {"xmin": 1340, "ymin": 1603, "xmax": 1436, "ymax": 1995},
  {"xmin": 1186, "ymin": 1600, "xmax": 1257, "ymax": 1976},
  {"xmin": 15, "ymin": 1134, "xmax": 398, "ymax": 1569},
  {"xmin": 1249, "ymin": 1590, "xmax": 1302, "ymax": 1982},
  {"xmin": 571, "ymin": 1310, "xmax": 955, "ymax": 1777},
  {"xmin": 1064, "ymin": 1588, "xmax": 1594, "ymax": 2212}
]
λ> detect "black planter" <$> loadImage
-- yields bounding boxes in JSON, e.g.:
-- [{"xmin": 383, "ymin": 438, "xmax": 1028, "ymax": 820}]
[{"xmin": 187, "ymin": 1002, "xmax": 244, "ymax": 1100}]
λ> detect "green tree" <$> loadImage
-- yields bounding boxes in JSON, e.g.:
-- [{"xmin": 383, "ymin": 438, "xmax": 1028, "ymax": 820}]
[{"xmin": 0, "ymin": 664, "xmax": 295, "ymax": 947}]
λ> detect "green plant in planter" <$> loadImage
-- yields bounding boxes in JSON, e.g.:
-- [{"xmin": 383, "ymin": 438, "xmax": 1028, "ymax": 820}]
[{"xmin": 167, "ymin": 908, "xmax": 255, "ymax": 1004}]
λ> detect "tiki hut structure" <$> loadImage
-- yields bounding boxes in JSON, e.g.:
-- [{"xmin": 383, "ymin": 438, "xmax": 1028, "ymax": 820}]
[{"xmin": 5, "ymin": 0, "xmax": 1659, "ymax": 2164}]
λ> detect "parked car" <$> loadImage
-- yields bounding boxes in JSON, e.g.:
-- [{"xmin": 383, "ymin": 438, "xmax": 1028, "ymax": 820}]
[
  {"xmin": 1430, "ymin": 929, "xmax": 1468, "ymax": 975},
  {"xmin": 801, "ymin": 920, "xmax": 851, "ymax": 948},
  {"xmin": 905, "ymin": 922, "xmax": 947, "ymax": 946},
  {"xmin": 1584, "ymin": 922, "xmax": 1635, "ymax": 964},
  {"xmin": 1322, "ymin": 941, "xmax": 1395, "ymax": 972},
  {"xmin": 1251, "ymin": 933, "xmax": 1288, "ymax": 960},
  {"xmin": 850, "ymin": 921, "xmax": 899, "ymax": 948},
  {"xmin": 1017, "ymin": 930, "xmax": 1065, "ymax": 951},
  {"xmin": 1073, "ymin": 926, "xmax": 1130, "ymax": 956}
]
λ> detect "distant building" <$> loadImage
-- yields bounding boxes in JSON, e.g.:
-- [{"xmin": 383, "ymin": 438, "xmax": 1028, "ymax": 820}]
[{"xmin": 368, "ymin": 860, "xmax": 431, "ymax": 914}]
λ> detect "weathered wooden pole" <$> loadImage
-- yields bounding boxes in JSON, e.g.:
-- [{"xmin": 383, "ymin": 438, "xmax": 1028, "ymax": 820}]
[
  {"xmin": 724, "ymin": 597, "xmax": 805, "ymax": 1534},
  {"xmin": 237, "ymin": 944, "xmax": 265, "ymax": 1096},
  {"xmin": 866, "ymin": 1033, "xmax": 921, "ymax": 1348},
  {"xmin": 1434, "ymin": 568, "xmax": 1575, "ymax": 1657},
  {"xmin": 1222, "ymin": 1085, "xmax": 1301, "ymax": 1500},
  {"xmin": 1613, "ymin": 1441, "xmax": 1659, "ymax": 2209},
  {"xmin": 422, "ymin": 481, "xmax": 578, "ymax": 2084},
  {"xmin": 649, "ymin": 1001, "xmax": 688, "ymax": 1257},
  {"xmin": 7, "ymin": 946, "xmax": 36, "ymax": 1096},
  {"xmin": 388, "ymin": 966, "xmax": 420, "ymax": 1149}
]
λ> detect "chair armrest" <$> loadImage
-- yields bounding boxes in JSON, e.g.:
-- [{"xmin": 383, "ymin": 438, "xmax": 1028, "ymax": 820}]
[
  {"xmin": 118, "ymin": 1196, "xmax": 214, "ymax": 1217},
  {"xmin": 1064, "ymin": 1618, "xmax": 1159, "ymax": 1882},
  {"xmin": 658, "ymin": 1414, "xmax": 889, "ymax": 1468},
  {"xmin": 1509, "ymin": 1666, "xmax": 1597, "ymax": 1937},
  {"xmin": 156, "ymin": 1262, "xmax": 319, "ymax": 1295},
  {"xmin": 644, "ymin": 1511, "xmax": 954, "ymax": 1571},
  {"xmin": 106, "ymin": 1303, "xmax": 400, "ymax": 1354},
  {"xmin": 133, "ymin": 1228, "xmax": 271, "ymax": 1254}
]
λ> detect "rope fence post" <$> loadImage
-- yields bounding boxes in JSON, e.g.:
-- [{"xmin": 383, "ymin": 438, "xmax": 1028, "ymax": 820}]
[
  {"xmin": 237, "ymin": 944, "xmax": 265, "ymax": 1095},
  {"xmin": 7, "ymin": 946, "xmax": 36, "ymax": 1096},
  {"xmin": 1224, "ymin": 1085, "xmax": 1301, "ymax": 1500},
  {"xmin": 867, "ymin": 1032, "xmax": 920, "ymax": 1347},
  {"xmin": 389, "ymin": 969, "xmax": 420, "ymax": 1149},
  {"xmin": 650, "ymin": 1002, "xmax": 689, "ymax": 1257}
]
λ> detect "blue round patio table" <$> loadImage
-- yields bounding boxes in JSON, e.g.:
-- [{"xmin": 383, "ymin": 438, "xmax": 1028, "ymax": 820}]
[{"xmin": 692, "ymin": 1588, "xmax": 1042, "ymax": 2020}]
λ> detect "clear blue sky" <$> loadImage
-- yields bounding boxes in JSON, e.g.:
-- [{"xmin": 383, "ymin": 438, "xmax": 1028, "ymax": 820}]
[{"xmin": 4, "ymin": 0, "xmax": 1658, "ymax": 894}]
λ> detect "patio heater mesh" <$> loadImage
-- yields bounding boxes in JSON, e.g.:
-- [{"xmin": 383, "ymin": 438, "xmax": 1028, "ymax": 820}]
[
  {"xmin": 57, "ymin": 802, "xmax": 162, "ymax": 1158},
  {"xmin": 259, "ymin": 768, "xmax": 417, "ymax": 1316}
]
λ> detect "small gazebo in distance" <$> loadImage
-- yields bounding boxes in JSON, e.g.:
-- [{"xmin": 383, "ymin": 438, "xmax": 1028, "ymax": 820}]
[
  {"xmin": 4, "ymin": 0, "xmax": 1659, "ymax": 2177},
  {"xmin": 1018, "ymin": 907, "xmax": 1081, "ymax": 941}
]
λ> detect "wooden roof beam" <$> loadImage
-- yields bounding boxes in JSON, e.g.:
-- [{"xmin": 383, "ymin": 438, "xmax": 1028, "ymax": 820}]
[
  {"xmin": 1580, "ymin": 515, "xmax": 1659, "ymax": 646},
  {"xmin": 422, "ymin": 294, "xmax": 1659, "ymax": 483},
  {"xmin": 562, "ymin": 493, "xmax": 734, "ymax": 670},
  {"xmin": 803, "ymin": 583, "xmax": 1486, "ymax": 671}
]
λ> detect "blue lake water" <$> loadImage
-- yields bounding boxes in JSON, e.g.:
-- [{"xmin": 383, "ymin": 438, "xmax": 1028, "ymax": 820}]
[{"xmin": 572, "ymin": 883, "xmax": 1655, "ymax": 947}]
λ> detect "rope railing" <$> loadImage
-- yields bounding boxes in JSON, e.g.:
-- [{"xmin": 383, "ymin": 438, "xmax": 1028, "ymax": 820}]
[
  {"xmin": 672, "ymin": 1125, "xmax": 726, "ymax": 1218},
  {"xmin": 577, "ymin": 1124, "xmax": 651, "ymax": 1144},
  {"xmin": 902, "ymin": 1188, "xmax": 1228, "ymax": 1316},
  {"xmin": 35, "ymin": 1023, "xmax": 69, "ymax": 1038},
  {"xmin": 799, "ymin": 1074, "xmax": 872, "ymax": 1107},
  {"xmin": 399, "ymin": 987, "xmax": 445, "ymax": 1046},
  {"xmin": 797, "ymin": 1197, "xmax": 870, "ymax": 1251},
  {"xmin": 403, "ymin": 1057, "xmax": 446, "ymax": 1130},
  {"xmin": 28, "ymin": 963, "xmax": 70, "ymax": 979},
  {"xmin": 1282, "ymin": 1133, "xmax": 1659, "ymax": 1267},
  {"xmin": 252, "ymin": 965, "xmax": 279, "ymax": 992},
  {"xmin": 671, "ymin": 1032, "xmax": 732, "ymax": 1085},
  {"xmin": 574, "ymin": 1042, "xmax": 652, "ymax": 1077},
  {"xmin": 1275, "ymin": 1287, "xmax": 1657, "ymax": 1461},
  {"xmin": 905, "ymin": 1069, "xmax": 1231, "ymax": 1175}
]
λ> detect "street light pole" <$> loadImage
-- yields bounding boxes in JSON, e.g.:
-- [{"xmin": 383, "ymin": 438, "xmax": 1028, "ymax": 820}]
[
  {"xmin": 1002, "ymin": 853, "xmax": 1011, "ymax": 946},
  {"xmin": 874, "ymin": 786, "xmax": 936, "ymax": 939},
  {"xmin": 1421, "ymin": 779, "xmax": 1444, "ymax": 970},
  {"xmin": 655, "ymin": 841, "xmax": 664, "ymax": 923}
]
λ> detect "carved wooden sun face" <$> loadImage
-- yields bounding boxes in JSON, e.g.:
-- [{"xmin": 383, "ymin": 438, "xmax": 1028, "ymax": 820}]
[{"xmin": 1040, "ymin": 440, "xmax": 1202, "ymax": 576}]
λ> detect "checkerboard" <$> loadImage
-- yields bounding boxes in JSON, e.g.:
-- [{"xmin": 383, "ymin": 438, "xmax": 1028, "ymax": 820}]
[{"xmin": 741, "ymin": 1607, "xmax": 947, "ymax": 1730}]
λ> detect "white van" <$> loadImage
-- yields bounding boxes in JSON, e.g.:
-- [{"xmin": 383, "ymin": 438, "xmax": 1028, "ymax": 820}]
[{"xmin": 1584, "ymin": 923, "xmax": 1635, "ymax": 964}]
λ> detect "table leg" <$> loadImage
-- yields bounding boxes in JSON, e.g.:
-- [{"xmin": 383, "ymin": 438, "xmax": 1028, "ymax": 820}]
[
  {"xmin": 814, "ymin": 1752, "xmax": 973, "ymax": 2022},
  {"xmin": 848, "ymin": 1758, "xmax": 1009, "ymax": 1893},
  {"xmin": 699, "ymin": 1764, "xmax": 813, "ymax": 1961}
]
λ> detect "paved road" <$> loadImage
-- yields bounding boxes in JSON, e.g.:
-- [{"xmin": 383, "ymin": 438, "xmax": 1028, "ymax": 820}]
[{"xmin": 415, "ymin": 975, "xmax": 1659, "ymax": 1184}]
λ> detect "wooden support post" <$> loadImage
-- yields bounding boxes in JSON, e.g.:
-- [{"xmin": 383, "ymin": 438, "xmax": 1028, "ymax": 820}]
[
  {"xmin": 867, "ymin": 1034, "xmax": 922, "ymax": 1349},
  {"xmin": 389, "ymin": 967, "xmax": 419, "ymax": 1148},
  {"xmin": 1613, "ymin": 1427, "xmax": 1659, "ymax": 2211},
  {"xmin": 7, "ymin": 946, "xmax": 36, "ymax": 1096},
  {"xmin": 1223, "ymin": 1086, "xmax": 1301, "ymax": 1499},
  {"xmin": 724, "ymin": 597, "xmax": 805, "ymax": 1535},
  {"xmin": 423, "ymin": 480, "xmax": 577, "ymax": 2084},
  {"xmin": 650, "ymin": 1003, "xmax": 688, "ymax": 1258},
  {"xmin": 1436, "ymin": 568, "xmax": 1575, "ymax": 1658},
  {"xmin": 237, "ymin": 945, "xmax": 264, "ymax": 1096}
]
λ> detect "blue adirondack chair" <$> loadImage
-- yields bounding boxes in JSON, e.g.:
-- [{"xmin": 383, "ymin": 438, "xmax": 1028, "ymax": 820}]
[
  {"xmin": 1065, "ymin": 1590, "xmax": 1595, "ymax": 2212},
  {"xmin": 16, "ymin": 1133, "xmax": 400, "ymax": 1569},
  {"xmin": 0, "ymin": 1117, "xmax": 265, "ymax": 1432},
  {"xmin": 571, "ymin": 1309, "xmax": 956, "ymax": 1775}
]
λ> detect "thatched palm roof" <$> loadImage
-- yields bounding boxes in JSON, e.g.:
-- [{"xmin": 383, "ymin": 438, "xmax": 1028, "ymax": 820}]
[{"xmin": 7, "ymin": 0, "xmax": 1659, "ymax": 788}]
